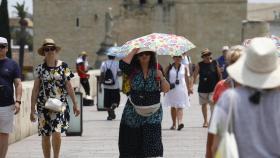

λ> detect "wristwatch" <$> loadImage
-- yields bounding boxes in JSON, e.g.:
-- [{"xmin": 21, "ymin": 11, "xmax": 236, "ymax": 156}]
[{"xmin": 16, "ymin": 100, "xmax": 21, "ymax": 104}]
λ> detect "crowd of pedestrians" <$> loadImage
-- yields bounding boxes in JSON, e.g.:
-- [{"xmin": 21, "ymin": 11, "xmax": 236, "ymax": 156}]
[{"xmin": 1, "ymin": 35, "xmax": 280, "ymax": 158}]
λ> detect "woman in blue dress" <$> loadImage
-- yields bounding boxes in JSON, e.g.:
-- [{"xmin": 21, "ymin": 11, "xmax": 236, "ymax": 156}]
[{"xmin": 118, "ymin": 48, "xmax": 170, "ymax": 158}]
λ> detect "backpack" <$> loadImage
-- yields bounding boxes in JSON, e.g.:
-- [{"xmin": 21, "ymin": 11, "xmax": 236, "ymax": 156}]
[{"xmin": 103, "ymin": 62, "xmax": 115, "ymax": 85}]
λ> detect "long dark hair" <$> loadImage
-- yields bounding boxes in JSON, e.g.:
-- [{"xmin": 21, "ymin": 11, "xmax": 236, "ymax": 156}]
[{"xmin": 131, "ymin": 51, "xmax": 157, "ymax": 70}]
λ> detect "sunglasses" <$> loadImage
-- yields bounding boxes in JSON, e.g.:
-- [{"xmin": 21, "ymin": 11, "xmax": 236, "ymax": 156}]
[
  {"xmin": 173, "ymin": 56, "xmax": 182, "ymax": 58},
  {"xmin": 138, "ymin": 52, "xmax": 151, "ymax": 57},
  {"xmin": 44, "ymin": 47, "xmax": 56, "ymax": 52},
  {"xmin": 0, "ymin": 44, "xmax": 7, "ymax": 49},
  {"xmin": 202, "ymin": 54, "xmax": 211, "ymax": 57}
]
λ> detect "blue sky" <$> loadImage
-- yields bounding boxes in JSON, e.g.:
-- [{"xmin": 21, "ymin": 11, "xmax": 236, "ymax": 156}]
[{"xmin": 4, "ymin": 0, "xmax": 280, "ymax": 17}]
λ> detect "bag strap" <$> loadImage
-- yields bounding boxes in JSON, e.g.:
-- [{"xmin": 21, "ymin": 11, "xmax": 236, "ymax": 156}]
[
  {"xmin": 224, "ymin": 91, "xmax": 236, "ymax": 133},
  {"xmin": 41, "ymin": 62, "xmax": 61, "ymax": 99}
]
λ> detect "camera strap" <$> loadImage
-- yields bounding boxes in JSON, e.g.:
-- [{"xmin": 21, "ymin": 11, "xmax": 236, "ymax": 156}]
[{"xmin": 175, "ymin": 64, "xmax": 181, "ymax": 80}]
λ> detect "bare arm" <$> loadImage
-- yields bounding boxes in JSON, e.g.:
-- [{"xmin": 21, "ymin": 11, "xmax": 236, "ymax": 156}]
[
  {"xmin": 122, "ymin": 48, "xmax": 139, "ymax": 64},
  {"xmin": 216, "ymin": 65, "xmax": 222, "ymax": 81},
  {"xmin": 185, "ymin": 67, "xmax": 193, "ymax": 95},
  {"xmin": 30, "ymin": 78, "xmax": 40, "ymax": 121},
  {"xmin": 206, "ymin": 133, "xmax": 215, "ymax": 158},
  {"xmin": 66, "ymin": 80, "xmax": 80, "ymax": 116},
  {"xmin": 157, "ymin": 70, "xmax": 170, "ymax": 93},
  {"xmin": 76, "ymin": 64, "xmax": 88, "ymax": 75},
  {"xmin": 211, "ymin": 135, "xmax": 221, "ymax": 157},
  {"xmin": 14, "ymin": 78, "xmax": 22, "ymax": 114},
  {"xmin": 193, "ymin": 64, "xmax": 199, "ymax": 85}
]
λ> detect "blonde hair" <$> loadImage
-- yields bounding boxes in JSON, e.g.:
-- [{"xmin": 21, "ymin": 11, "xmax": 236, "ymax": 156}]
[{"xmin": 226, "ymin": 45, "xmax": 245, "ymax": 65}]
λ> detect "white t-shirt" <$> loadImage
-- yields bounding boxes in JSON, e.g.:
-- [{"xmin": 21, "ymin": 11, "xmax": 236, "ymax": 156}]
[
  {"xmin": 209, "ymin": 87, "xmax": 280, "ymax": 158},
  {"xmin": 100, "ymin": 60, "xmax": 120, "ymax": 89}
]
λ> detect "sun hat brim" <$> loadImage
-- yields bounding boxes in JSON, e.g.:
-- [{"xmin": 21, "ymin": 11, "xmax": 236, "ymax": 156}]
[
  {"xmin": 201, "ymin": 52, "xmax": 212, "ymax": 58},
  {"xmin": 37, "ymin": 45, "xmax": 61, "ymax": 56},
  {"xmin": 227, "ymin": 54, "xmax": 280, "ymax": 89},
  {"xmin": 137, "ymin": 47, "xmax": 156, "ymax": 54}
]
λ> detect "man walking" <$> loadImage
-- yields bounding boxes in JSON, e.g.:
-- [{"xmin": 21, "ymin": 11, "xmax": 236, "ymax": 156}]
[
  {"xmin": 193, "ymin": 48, "xmax": 221, "ymax": 128},
  {"xmin": 217, "ymin": 46, "xmax": 229, "ymax": 79},
  {"xmin": 100, "ymin": 52, "xmax": 121, "ymax": 120},
  {"xmin": 0, "ymin": 37, "xmax": 22, "ymax": 158}
]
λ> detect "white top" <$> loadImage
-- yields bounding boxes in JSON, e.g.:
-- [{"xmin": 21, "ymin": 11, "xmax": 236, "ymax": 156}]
[
  {"xmin": 181, "ymin": 56, "xmax": 191, "ymax": 76},
  {"xmin": 163, "ymin": 64, "xmax": 190, "ymax": 108},
  {"xmin": 76, "ymin": 57, "xmax": 89, "ymax": 71},
  {"xmin": 209, "ymin": 87, "xmax": 280, "ymax": 158},
  {"xmin": 100, "ymin": 60, "xmax": 120, "ymax": 89}
]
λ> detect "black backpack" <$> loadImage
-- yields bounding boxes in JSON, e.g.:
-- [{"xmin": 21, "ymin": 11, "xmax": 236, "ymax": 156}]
[{"xmin": 103, "ymin": 62, "xmax": 115, "ymax": 85}]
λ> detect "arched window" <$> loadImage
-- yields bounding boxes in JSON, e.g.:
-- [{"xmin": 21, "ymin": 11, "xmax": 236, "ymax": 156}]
[{"xmin": 158, "ymin": 0, "xmax": 163, "ymax": 4}]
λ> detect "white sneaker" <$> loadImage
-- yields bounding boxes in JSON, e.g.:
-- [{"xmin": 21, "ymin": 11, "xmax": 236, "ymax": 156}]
[{"xmin": 85, "ymin": 95, "xmax": 93, "ymax": 100}]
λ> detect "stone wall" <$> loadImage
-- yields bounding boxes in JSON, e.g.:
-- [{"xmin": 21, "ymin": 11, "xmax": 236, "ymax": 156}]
[
  {"xmin": 33, "ymin": 0, "xmax": 247, "ymax": 69},
  {"xmin": 9, "ymin": 70, "xmax": 100, "ymax": 144}
]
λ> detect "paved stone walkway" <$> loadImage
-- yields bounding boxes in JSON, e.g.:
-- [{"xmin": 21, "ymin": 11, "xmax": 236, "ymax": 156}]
[{"xmin": 7, "ymin": 92, "xmax": 209, "ymax": 158}]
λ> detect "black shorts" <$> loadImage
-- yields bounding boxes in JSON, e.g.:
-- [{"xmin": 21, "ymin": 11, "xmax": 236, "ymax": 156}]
[{"xmin": 104, "ymin": 89, "xmax": 120, "ymax": 108}]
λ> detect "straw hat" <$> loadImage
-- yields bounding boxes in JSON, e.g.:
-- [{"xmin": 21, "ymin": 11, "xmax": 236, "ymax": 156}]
[
  {"xmin": 227, "ymin": 37, "xmax": 280, "ymax": 89},
  {"xmin": 201, "ymin": 48, "xmax": 212, "ymax": 57},
  {"xmin": 80, "ymin": 51, "xmax": 87, "ymax": 56},
  {"xmin": 37, "ymin": 38, "xmax": 61, "ymax": 56}
]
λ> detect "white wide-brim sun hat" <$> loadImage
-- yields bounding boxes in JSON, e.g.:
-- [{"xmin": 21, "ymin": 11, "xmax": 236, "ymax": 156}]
[{"xmin": 227, "ymin": 37, "xmax": 280, "ymax": 89}]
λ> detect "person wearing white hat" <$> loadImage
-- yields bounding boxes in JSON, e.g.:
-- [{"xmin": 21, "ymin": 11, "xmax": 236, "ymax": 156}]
[
  {"xmin": 76, "ymin": 51, "xmax": 92, "ymax": 100},
  {"xmin": 217, "ymin": 46, "xmax": 230, "ymax": 79},
  {"xmin": 0, "ymin": 37, "xmax": 22, "ymax": 158},
  {"xmin": 209, "ymin": 37, "xmax": 280, "ymax": 158},
  {"xmin": 100, "ymin": 50, "xmax": 121, "ymax": 120}
]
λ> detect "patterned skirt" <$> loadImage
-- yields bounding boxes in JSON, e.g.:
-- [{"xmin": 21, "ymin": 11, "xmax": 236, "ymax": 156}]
[
  {"xmin": 37, "ymin": 104, "xmax": 70, "ymax": 136},
  {"xmin": 118, "ymin": 103, "xmax": 163, "ymax": 158}
]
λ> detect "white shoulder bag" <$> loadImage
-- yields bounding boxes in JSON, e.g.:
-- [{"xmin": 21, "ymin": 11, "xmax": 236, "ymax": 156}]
[
  {"xmin": 42, "ymin": 69, "xmax": 66, "ymax": 113},
  {"xmin": 215, "ymin": 92, "xmax": 239, "ymax": 158}
]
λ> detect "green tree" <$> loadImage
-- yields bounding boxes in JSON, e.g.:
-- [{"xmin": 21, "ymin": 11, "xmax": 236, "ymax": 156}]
[
  {"xmin": 14, "ymin": 1, "xmax": 28, "ymax": 76},
  {"xmin": 0, "ymin": 0, "xmax": 12, "ymax": 58}
]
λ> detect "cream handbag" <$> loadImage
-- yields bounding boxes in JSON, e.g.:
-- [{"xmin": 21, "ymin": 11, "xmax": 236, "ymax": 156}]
[{"xmin": 42, "ymin": 80, "xmax": 66, "ymax": 112}]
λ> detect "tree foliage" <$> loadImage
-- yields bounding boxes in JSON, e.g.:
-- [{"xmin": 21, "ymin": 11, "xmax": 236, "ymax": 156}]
[{"xmin": 0, "ymin": 0, "xmax": 12, "ymax": 58}]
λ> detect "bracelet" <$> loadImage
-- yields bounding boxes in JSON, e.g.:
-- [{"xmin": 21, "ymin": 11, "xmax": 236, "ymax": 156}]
[
  {"xmin": 16, "ymin": 100, "xmax": 21, "ymax": 105},
  {"xmin": 161, "ymin": 77, "xmax": 166, "ymax": 81}
]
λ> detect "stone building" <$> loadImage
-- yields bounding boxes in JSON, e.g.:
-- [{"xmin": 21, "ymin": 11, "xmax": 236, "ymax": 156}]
[{"xmin": 33, "ymin": 0, "xmax": 247, "ymax": 69}]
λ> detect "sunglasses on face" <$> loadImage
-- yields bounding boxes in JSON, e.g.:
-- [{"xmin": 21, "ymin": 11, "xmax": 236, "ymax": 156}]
[
  {"xmin": 44, "ymin": 47, "xmax": 56, "ymax": 52},
  {"xmin": 202, "ymin": 54, "xmax": 211, "ymax": 58},
  {"xmin": 138, "ymin": 52, "xmax": 151, "ymax": 57},
  {"xmin": 173, "ymin": 56, "xmax": 182, "ymax": 58},
  {"xmin": 0, "ymin": 44, "xmax": 7, "ymax": 49}
]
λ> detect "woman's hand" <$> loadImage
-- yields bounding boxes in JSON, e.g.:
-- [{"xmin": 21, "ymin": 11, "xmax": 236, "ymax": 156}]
[
  {"xmin": 122, "ymin": 48, "xmax": 140, "ymax": 64},
  {"xmin": 73, "ymin": 104, "xmax": 80, "ymax": 117},
  {"xmin": 30, "ymin": 112, "xmax": 37, "ymax": 122},
  {"xmin": 130, "ymin": 48, "xmax": 140, "ymax": 55},
  {"xmin": 188, "ymin": 87, "xmax": 193, "ymax": 96},
  {"xmin": 157, "ymin": 70, "xmax": 170, "ymax": 93}
]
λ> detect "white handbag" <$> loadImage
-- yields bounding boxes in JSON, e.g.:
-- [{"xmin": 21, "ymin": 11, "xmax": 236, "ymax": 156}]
[
  {"xmin": 42, "ymin": 79, "xmax": 66, "ymax": 113},
  {"xmin": 215, "ymin": 93, "xmax": 239, "ymax": 158},
  {"xmin": 45, "ymin": 98, "xmax": 66, "ymax": 112}
]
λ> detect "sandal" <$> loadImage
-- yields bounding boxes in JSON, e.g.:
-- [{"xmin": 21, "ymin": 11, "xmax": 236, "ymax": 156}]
[
  {"xmin": 170, "ymin": 126, "xmax": 176, "ymax": 130},
  {"xmin": 203, "ymin": 122, "xmax": 209, "ymax": 128},
  {"xmin": 177, "ymin": 124, "xmax": 184, "ymax": 131}
]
